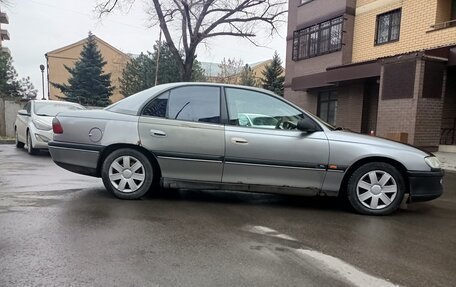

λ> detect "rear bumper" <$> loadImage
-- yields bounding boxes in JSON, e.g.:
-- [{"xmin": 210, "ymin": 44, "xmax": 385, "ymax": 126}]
[
  {"xmin": 408, "ymin": 170, "xmax": 444, "ymax": 202},
  {"xmin": 48, "ymin": 141, "xmax": 103, "ymax": 177}
]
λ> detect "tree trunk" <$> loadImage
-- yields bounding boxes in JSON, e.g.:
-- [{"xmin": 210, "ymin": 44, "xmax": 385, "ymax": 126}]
[{"xmin": 182, "ymin": 53, "xmax": 195, "ymax": 81}]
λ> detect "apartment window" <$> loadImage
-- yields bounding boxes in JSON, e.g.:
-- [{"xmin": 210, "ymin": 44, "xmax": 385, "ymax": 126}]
[
  {"xmin": 452, "ymin": 0, "xmax": 456, "ymax": 20},
  {"xmin": 292, "ymin": 17, "xmax": 343, "ymax": 61},
  {"xmin": 375, "ymin": 9, "xmax": 401, "ymax": 45},
  {"xmin": 317, "ymin": 91, "xmax": 338, "ymax": 125}
]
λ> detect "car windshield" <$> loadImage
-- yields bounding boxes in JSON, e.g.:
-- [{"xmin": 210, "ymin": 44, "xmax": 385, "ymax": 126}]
[{"xmin": 34, "ymin": 102, "xmax": 85, "ymax": 116}]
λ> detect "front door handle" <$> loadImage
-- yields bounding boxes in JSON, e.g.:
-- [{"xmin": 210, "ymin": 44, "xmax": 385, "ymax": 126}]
[
  {"xmin": 150, "ymin": 129, "xmax": 167, "ymax": 137},
  {"xmin": 231, "ymin": 137, "xmax": 248, "ymax": 144}
]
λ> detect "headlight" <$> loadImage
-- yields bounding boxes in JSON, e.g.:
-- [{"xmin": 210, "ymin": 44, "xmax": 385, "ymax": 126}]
[
  {"xmin": 32, "ymin": 119, "xmax": 52, "ymax": 131},
  {"xmin": 425, "ymin": 156, "xmax": 441, "ymax": 169}
]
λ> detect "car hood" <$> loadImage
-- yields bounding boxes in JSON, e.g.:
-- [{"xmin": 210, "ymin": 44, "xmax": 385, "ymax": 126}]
[{"xmin": 326, "ymin": 130, "xmax": 431, "ymax": 156}]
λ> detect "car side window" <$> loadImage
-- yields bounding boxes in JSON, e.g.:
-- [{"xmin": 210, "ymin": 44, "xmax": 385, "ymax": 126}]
[
  {"xmin": 142, "ymin": 92, "xmax": 169, "ymax": 118},
  {"xmin": 225, "ymin": 88, "xmax": 314, "ymax": 130},
  {"xmin": 168, "ymin": 86, "xmax": 221, "ymax": 124}
]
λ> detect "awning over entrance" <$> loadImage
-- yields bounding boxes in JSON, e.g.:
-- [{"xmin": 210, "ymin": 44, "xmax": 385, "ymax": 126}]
[
  {"xmin": 291, "ymin": 72, "xmax": 333, "ymax": 90},
  {"xmin": 326, "ymin": 61, "xmax": 381, "ymax": 82}
]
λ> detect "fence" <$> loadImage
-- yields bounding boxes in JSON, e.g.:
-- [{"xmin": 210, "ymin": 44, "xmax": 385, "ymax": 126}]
[
  {"xmin": 0, "ymin": 98, "xmax": 26, "ymax": 137},
  {"xmin": 440, "ymin": 117, "xmax": 456, "ymax": 145}
]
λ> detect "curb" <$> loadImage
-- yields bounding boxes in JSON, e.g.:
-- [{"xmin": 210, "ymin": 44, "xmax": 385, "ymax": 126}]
[{"xmin": 0, "ymin": 140, "xmax": 15, "ymax": 144}]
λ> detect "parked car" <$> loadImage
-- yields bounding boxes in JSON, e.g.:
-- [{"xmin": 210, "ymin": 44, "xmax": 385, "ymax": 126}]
[
  {"xmin": 15, "ymin": 100, "xmax": 85, "ymax": 154},
  {"xmin": 48, "ymin": 83, "xmax": 444, "ymax": 215}
]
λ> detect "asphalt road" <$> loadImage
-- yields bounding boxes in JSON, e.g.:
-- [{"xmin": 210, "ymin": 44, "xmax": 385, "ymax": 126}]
[{"xmin": 0, "ymin": 145, "xmax": 455, "ymax": 287}]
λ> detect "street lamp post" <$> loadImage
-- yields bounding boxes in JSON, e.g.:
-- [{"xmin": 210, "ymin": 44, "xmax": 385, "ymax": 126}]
[{"xmin": 39, "ymin": 64, "xmax": 46, "ymax": 100}]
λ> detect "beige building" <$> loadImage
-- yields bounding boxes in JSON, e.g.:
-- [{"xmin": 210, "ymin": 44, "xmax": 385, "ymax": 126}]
[{"xmin": 46, "ymin": 35, "xmax": 130, "ymax": 103}]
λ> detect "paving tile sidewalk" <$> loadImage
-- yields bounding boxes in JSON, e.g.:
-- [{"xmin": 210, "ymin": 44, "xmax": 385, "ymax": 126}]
[{"xmin": 435, "ymin": 152, "xmax": 456, "ymax": 172}]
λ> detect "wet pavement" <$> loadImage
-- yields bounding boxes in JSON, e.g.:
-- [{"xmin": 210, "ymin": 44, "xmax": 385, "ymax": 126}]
[{"xmin": 0, "ymin": 144, "xmax": 455, "ymax": 287}]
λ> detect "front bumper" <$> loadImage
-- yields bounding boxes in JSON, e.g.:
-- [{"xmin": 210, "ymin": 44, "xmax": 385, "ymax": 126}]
[
  {"xmin": 48, "ymin": 141, "xmax": 103, "ymax": 177},
  {"xmin": 30, "ymin": 128, "xmax": 53, "ymax": 149},
  {"xmin": 408, "ymin": 170, "xmax": 444, "ymax": 202}
]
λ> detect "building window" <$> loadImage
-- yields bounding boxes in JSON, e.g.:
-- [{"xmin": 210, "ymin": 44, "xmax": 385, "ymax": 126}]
[
  {"xmin": 317, "ymin": 91, "xmax": 338, "ymax": 125},
  {"xmin": 375, "ymin": 9, "xmax": 401, "ymax": 45},
  {"xmin": 292, "ymin": 16, "xmax": 343, "ymax": 61}
]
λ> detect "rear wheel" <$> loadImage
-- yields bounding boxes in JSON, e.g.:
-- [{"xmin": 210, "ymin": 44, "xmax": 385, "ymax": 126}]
[
  {"xmin": 27, "ymin": 132, "xmax": 38, "ymax": 155},
  {"xmin": 347, "ymin": 162, "xmax": 405, "ymax": 215},
  {"xmin": 101, "ymin": 148, "xmax": 154, "ymax": 199},
  {"xmin": 15, "ymin": 129, "xmax": 24, "ymax": 148}
]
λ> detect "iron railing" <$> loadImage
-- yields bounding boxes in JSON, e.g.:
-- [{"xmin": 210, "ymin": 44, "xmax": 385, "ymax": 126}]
[{"xmin": 440, "ymin": 118, "xmax": 456, "ymax": 145}]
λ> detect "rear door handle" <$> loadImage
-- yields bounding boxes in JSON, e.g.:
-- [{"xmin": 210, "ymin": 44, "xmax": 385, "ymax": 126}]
[
  {"xmin": 150, "ymin": 129, "xmax": 167, "ymax": 137},
  {"xmin": 231, "ymin": 137, "xmax": 248, "ymax": 144}
]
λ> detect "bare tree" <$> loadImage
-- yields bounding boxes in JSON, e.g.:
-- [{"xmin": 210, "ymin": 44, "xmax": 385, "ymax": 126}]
[
  {"xmin": 96, "ymin": 0, "xmax": 287, "ymax": 81},
  {"xmin": 216, "ymin": 57, "xmax": 243, "ymax": 84}
]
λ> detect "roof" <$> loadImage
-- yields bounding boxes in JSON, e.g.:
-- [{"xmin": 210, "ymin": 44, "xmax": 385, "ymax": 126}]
[{"xmin": 46, "ymin": 35, "xmax": 127, "ymax": 57}]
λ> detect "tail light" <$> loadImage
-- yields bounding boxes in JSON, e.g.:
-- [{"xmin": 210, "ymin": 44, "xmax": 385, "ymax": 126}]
[{"xmin": 52, "ymin": 118, "xmax": 63, "ymax": 134}]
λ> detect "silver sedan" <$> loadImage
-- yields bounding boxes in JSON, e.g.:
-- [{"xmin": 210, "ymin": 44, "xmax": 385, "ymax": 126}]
[
  {"xmin": 14, "ymin": 100, "xmax": 85, "ymax": 155},
  {"xmin": 48, "ymin": 83, "xmax": 444, "ymax": 215}
]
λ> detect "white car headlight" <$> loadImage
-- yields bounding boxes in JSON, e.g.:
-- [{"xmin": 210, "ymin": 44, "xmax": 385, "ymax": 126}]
[
  {"xmin": 32, "ymin": 119, "xmax": 52, "ymax": 131},
  {"xmin": 425, "ymin": 156, "xmax": 441, "ymax": 169}
]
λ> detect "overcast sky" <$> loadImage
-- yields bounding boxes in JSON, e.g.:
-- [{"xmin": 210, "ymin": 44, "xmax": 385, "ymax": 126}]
[{"xmin": 2, "ymin": 0, "xmax": 287, "ymax": 97}]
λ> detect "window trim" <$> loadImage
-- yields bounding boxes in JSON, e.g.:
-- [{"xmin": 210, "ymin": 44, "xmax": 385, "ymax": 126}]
[
  {"xmin": 374, "ymin": 8, "xmax": 402, "ymax": 46},
  {"xmin": 292, "ymin": 16, "xmax": 344, "ymax": 61}
]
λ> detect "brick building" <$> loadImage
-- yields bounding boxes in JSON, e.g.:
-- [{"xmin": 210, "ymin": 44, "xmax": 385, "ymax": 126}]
[
  {"xmin": 285, "ymin": 0, "xmax": 456, "ymax": 151},
  {"xmin": 0, "ymin": 5, "xmax": 10, "ymax": 54}
]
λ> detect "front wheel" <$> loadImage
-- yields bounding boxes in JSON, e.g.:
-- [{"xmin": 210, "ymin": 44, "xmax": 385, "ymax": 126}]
[
  {"xmin": 101, "ymin": 148, "xmax": 154, "ymax": 199},
  {"xmin": 347, "ymin": 162, "xmax": 405, "ymax": 215},
  {"xmin": 15, "ymin": 129, "xmax": 24, "ymax": 148},
  {"xmin": 27, "ymin": 132, "xmax": 38, "ymax": 155}
]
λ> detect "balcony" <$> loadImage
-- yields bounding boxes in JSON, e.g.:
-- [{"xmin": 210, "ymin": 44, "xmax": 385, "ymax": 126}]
[
  {"xmin": 430, "ymin": 19, "xmax": 456, "ymax": 31},
  {"xmin": 1, "ymin": 29, "xmax": 9, "ymax": 41},
  {"xmin": 0, "ymin": 12, "xmax": 8, "ymax": 24},
  {"xmin": 1, "ymin": 46, "xmax": 10, "ymax": 55}
]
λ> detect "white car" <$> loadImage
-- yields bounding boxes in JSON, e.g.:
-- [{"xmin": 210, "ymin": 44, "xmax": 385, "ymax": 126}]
[{"xmin": 14, "ymin": 100, "xmax": 85, "ymax": 154}]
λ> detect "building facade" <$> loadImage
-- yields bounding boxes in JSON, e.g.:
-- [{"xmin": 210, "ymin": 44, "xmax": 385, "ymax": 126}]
[
  {"xmin": 46, "ymin": 36, "xmax": 130, "ymax": 103},
  {"xmin": 285, "ymin": 0, "xmax": 456, "ymax": 151},
  {"xmin": 0, "ymin": 5, "xmax": 10, "ymax": 54}
]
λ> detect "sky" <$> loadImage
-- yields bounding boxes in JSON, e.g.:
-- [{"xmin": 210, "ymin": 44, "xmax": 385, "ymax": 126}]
[{"xmin": 2, "ymin": 0, "xmax": 287, "ymax": 97}]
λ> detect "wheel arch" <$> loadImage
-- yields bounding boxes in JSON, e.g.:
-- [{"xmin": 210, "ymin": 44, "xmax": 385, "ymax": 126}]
[
  {"xmin": 339, "ymin": 156, "xmax": 410, "ymax": 197},
  {"xmin": 96, "ymin": 143, "xmax": 162, "ymax": 180}
]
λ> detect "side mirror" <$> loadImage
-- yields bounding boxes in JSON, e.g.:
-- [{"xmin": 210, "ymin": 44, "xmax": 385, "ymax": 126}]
[
  {"xmin": 297, "ymin": 119, "xmax": 317, "ymax": 132},
  {"xmin": 18, "ymin": 110, "xmax": 30, "ymax": 116}
]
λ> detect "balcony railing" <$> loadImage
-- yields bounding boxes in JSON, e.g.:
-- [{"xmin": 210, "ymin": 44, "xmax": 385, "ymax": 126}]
[
  {"xmin": 0, "ymin": 29, "xmax": 9, "ymax": 41},
  {"xmin": 430, "ymin": 19, "xmax": 456, "ymax": 31},
  {"xmin": 0, "ymin": 12, "xmax": 8, "ymax": 24}
]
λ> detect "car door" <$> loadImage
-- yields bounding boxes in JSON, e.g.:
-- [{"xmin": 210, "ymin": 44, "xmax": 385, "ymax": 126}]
[
  {"xmin": 222, "ymin": 87, "xmax": 329, "ymax": 193},
  {"xmin": 16, "ymin": 101, "xmax": 31, "ymax": 143},
  {"xmin": 138, "ymin": 85, "xmax": 225, "ymax": 182}
]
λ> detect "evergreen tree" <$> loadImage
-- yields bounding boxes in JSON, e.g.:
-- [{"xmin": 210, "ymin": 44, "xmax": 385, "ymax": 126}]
[
  {"xmin": 261, "ymin": 51, "xmax": 285, "ymax": 97},
  {"xmin": 0, "ymin": 51, "xmax": 21, "ymax": 98},
  {"xmin": 120, "ymin": 41, "xmax": 206, "ymax": 97},
  {"xmin": 120, "ymin": 52, "xmax": 155, "ymax": 97},
  {"xmin": 239, "ymin": 64, "xmax": 257, "ymax": 87},
  {"xmin": 52, "ymin": 32, "xmax": 114, "ymax": 106}
]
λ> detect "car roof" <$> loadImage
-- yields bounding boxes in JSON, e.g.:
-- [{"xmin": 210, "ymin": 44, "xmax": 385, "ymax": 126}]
[{"xmin": 152, "ymin": 82, "xmax": 279, "ymax": 97}]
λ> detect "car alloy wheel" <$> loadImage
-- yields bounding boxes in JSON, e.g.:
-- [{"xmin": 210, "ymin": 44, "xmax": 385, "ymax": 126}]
[
  {"xmin": 356, "ymin": 170, "xmax": 398, "ymax": 210},
  {"xmin": 347, "ymin": 162, "xmax": 405, "ymax": 215},
  {"xmin": 109, "ymin": 155, "xmax": 146, "ymax": 193},
  {"xmin": 101, "ymin": 148, "xmax": 154, "ymax": 199}
]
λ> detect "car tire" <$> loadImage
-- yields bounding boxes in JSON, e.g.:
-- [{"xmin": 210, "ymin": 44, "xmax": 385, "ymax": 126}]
[
  {"xmin": 347, "ymin": 162, "xmax": 405, "ymax": 215},
  {"xmin": 27, "ymin": 132, "xmax": 38, "ymax": 155},
  {"xmin": 15, "ymin": 129, "xmax": 24, "ymax": 148},
  {"xmin": 101, "ymin": 148, "xmax": 154, "ymax": 199}
]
